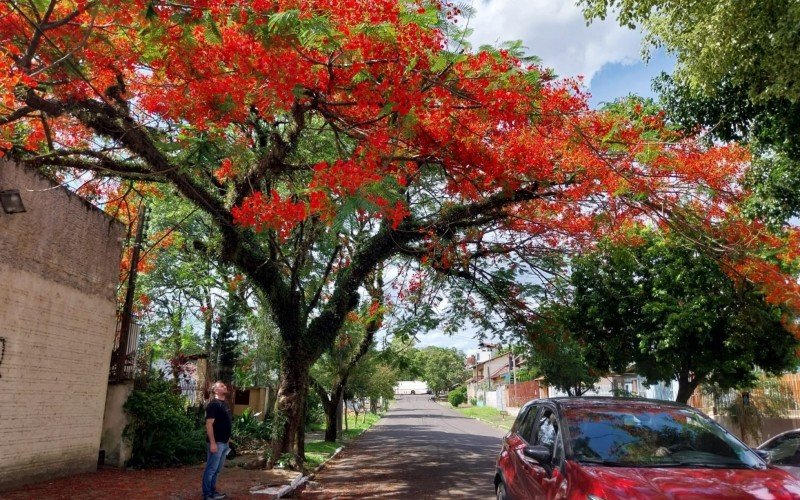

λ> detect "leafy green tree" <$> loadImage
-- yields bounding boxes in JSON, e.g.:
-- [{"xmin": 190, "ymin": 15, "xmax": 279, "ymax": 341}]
[
  {"xmin": 138, "ymin": 192, "xmax": 253, "ymax": 384},
  {"xmin": 526, "ymin": 305, "xmax": 602, "ymax": 396},
  {"xmin": 415, "ymin": 346, "xmax": 468, "ymax": 396},
  {"xmin": 347, "ymin": 355, "xmax": 399, "ymax": 414},
  {"xmin": 566, "ymin": 232, "xmax": 799, "ymax": 403},
  {"xmin": 311, "ymin": 269, "xmax": 386, "ymax": 441}
]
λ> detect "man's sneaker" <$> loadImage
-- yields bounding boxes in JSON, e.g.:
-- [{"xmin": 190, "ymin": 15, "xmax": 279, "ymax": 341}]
[{"xmin": 210, "ymin": 492, "xmax": 227, "ymax": 499}]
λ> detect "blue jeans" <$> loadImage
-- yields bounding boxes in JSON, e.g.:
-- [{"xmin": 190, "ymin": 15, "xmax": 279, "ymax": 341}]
[{"xmin": 202, "ymin": 441, "xmax": 228, "ymax": 497}]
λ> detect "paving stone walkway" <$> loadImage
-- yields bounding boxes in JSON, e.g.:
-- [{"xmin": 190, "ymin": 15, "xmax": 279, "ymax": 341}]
[{"xmin": 0, "ymin": 464, "xmax": 300, "ymax": 499}]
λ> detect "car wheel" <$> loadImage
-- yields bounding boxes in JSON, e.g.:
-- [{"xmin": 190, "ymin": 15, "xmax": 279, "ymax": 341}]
[
  {"xmin": 410, "ymin": 390, "xmax": 415, "ymax": 395},
  {"xmin": 496, "ymin": 481, "xmax": 509, "ymax": 500}
]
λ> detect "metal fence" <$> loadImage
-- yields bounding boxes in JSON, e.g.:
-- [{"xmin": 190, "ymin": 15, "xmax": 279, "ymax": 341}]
[
  {"xmin": 688, "ymin": 373, "xmax": 800, "ymax": 418},
  {"xmin": 108, "ymin": 315, "xmax": 142, "ymax": 382},
  {"xmin": 178, "ymin": 378, "xmax": 204, "ymax": 406}
]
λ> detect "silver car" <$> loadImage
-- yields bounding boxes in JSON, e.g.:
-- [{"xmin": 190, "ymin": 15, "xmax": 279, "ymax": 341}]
[{"xmin": 758, "ymin": 429, "xmax": 800, "ymax": 479}]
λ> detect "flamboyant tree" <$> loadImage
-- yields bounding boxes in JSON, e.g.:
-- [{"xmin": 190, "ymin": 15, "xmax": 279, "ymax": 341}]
[{"xmin": 2, "ymin": 0, "xmax": 797, "ymax": 465}]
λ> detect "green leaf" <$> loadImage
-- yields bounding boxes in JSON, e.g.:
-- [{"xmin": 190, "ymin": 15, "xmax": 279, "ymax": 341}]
[
  {"xmin": 202, "ymin": 11, "xmax": 222, "ymax": 44},
  {"xmin": 267, "ymin": 9, "xmax": 300, "ymax": 35}
]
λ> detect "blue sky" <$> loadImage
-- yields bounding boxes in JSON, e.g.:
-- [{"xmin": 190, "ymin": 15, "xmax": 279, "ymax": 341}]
[
  {"xmin": 589, "ymin": 49, "xmax": 675, "ymax": 107},
  {"xmin": 414, "ymin": 1, "xmax": 674, "ymax": 355}
]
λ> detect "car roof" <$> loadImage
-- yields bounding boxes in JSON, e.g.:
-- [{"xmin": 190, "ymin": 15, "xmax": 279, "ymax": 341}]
[{"xmin": 520, "ymin": 396, "xmax": 692, "ymax": 412}]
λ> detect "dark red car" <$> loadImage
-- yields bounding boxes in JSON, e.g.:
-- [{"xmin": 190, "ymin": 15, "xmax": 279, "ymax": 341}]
[{"xmin": 495, "ymin": 397, "xmax": 800, "ymax": 499}]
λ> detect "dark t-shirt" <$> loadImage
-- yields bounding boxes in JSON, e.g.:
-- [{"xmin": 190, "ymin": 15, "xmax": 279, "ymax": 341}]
[{"xmin": 205, "ymin": 398, "xmax": 232, "ymax": 443}]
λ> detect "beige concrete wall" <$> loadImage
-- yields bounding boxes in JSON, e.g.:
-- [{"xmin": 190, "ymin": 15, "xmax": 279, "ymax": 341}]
[
  {"xmin": 0, "ymin": 160, "xmax": 124, "ymax": 491},
  {"xmin": 100, "ymin": 382, "xmax": 135, "ymax": 467}
]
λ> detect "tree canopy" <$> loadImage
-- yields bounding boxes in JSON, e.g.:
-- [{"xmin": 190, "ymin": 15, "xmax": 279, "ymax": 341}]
[
  {"xmin": 535, "ymin": 232, "xmax": 799, "ymax": 403},
  {"xmin": 414, "ymin": 345, "xmax": 466, "ymax": 395},
  {"xmin": 2, "ymin": 0, "xmax": 798, "ymax": 464}
]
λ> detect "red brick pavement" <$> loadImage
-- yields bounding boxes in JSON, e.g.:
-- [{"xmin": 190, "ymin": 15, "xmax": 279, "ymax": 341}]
[{"xmin": 0, "ymin": 466, "xmax": 300, "ymax": 500}]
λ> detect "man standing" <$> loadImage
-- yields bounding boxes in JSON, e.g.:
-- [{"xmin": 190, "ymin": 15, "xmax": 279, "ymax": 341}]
[{"xmin": 202, "ymin": 381, "xmax": 233, "ymax": 500}]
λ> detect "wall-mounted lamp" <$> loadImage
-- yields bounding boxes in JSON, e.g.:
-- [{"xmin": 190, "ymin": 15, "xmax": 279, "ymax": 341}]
[{"xmin": 0, "ymin": 189, "xmax": 26, "ymax": 214}]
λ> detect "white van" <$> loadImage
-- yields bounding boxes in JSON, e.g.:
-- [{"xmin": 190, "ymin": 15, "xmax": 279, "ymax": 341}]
[{"xmin": 394, "ymin": 380, "xmax": 430, "ymax": 395}]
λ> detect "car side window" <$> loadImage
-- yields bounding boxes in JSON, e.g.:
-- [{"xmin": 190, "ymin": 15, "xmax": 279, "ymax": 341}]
[
  {"xmin": 764, "ymin": 433, "xmax": 800, "ymax": 465},
  {"xmin": 535, "ymin": 408, "xmax": 557, "ymax": 449},
  {"xmin": 517, "ymin": 406, "xmax": 540, "ymax": 443},
  {"xmin": 534, "ymin": 407, "xmax": 563, "ymax": 465},
  {"xmin": 511, "ymin": 406, "xmax": 530, "ymax": 435}
]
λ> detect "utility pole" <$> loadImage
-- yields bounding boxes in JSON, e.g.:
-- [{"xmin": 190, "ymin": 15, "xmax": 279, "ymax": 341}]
[{"xmin": 114, "ymin": 203, "xmax": 148, "ymax": 382}]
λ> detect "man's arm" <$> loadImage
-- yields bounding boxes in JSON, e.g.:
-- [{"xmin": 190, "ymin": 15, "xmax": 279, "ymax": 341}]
[{"xmin": 206, "ymin": 418, "xmax": 218, "ymax": 453}]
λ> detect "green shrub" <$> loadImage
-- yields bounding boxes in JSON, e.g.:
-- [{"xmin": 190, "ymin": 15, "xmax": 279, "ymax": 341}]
[
  {"xmin": 448, "ymin": 386, "xmax": 467, "ymax": 407},
  {"xmin": 305, "ymin": 390, "xmax": 326, "ymax": 429},
  {"xmin": 124, "ymin": 379, "xmax": 206, "ymax": 468},
  {"xmin": 233, "ymin": 408, "xmax": 273, "ymax": 447},
  {"xmin": 469, "ymin": 397, "xmax": 477, "ymax": 406}
]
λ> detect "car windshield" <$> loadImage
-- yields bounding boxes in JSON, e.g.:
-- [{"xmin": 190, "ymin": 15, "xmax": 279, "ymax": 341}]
[{"xmin": 564, "ymin": 405, "xmax": 763, "ymax": 469}]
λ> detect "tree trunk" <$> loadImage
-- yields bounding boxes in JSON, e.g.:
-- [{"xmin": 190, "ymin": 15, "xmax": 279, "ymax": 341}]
[
  {"xmin": 344, "ymin": 397, "xmax": 349, "ymax": 431},
  {"xmin": 370, "ymin": 397, "xmax": 378, "ymax": 414},
  {"xmin": 269, "ymin": 356, "xmax": 311, "ymax": 469},
  {"xmin": 264, "ymin": 385, "xmax": 276, "ymax": 420},
  {"xmin": 324, "ymin": 387, "xmax": 344, "ymax": 442},
  {"xmin": 675, "ymin": 373, "xmax": 701, "ymax": 404}
]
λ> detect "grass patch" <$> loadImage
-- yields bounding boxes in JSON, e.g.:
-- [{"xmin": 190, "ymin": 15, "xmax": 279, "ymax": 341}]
[
  {"xmin": 304, "ymin": 411, "xmax": 382, "ymax": 469},
  {"xmin": 304, "ymin": 440, "xmax": 341, "ymax": 469},
  {"xmin": 454, "ymin": 405, "xmax": 514, "ymax": 431}
]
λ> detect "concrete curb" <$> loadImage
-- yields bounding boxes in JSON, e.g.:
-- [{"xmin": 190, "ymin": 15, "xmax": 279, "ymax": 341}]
[
  {"xmin": 254, "ymin": 415, "xmax": 384, "ymax": 497},
  {"xmin": 250, "ymin": 444, "xmax": 348, "ymax": 497}
]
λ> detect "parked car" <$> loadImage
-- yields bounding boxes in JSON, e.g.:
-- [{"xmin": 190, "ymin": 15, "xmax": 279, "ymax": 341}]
[
  {"xmin": 759, "ymin": 429, "xmax": 800, "ymax": 479},
  {"xmin": 495, "ymin": 397, "xmax": 800, "ymax": 499}
]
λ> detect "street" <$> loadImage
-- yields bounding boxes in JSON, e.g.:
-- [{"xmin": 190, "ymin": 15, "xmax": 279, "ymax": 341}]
[{"xmin": 301, "ymin": 395, "xmax": 506, "ymax": 499}]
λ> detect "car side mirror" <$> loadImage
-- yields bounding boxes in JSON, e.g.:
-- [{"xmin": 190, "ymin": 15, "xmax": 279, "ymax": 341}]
[
  {"xmin": 755, "ymin": 449, "xmax": 772, "ymax": 464},
  {"xmin": 523, "ymin": 444, "xmax": 552, "ymax": 465}
]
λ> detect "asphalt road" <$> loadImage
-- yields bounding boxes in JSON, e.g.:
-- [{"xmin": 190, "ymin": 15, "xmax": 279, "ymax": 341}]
[{"xmin": 300, "ymin": 395, "xmax": 506, "ymax": 499}]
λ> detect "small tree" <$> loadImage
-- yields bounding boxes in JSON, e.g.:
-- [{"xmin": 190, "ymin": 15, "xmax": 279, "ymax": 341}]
[{"xmin": 416, "ymin": 346, "xmax": 468, "ymax": 397}]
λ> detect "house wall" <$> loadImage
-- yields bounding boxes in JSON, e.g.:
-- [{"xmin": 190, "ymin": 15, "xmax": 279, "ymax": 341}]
[
  {"xmin": 0, "ymin": 160, "xmax": 123, "ymax": 491},
  {"xmin": 233, "ymin": 387, "xmax": 268, "ymax": 417}
]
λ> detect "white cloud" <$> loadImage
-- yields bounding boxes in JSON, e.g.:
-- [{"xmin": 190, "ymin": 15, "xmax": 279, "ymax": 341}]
[{"xmin": 466, "ymin": 0, "xmax": 642, "ymax": 82}]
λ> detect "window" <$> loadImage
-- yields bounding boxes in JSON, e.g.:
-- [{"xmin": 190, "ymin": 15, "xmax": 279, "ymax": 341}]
[
  {"xmin": 533, "ymin": 407, "xmax": 564, "ymax": 466},
  {"xmin": 516, "ymin": 406, "xmax": 539, "ymax": 443},
  {"xmin": 535, "ymin": 408, "xmax": 558, "ymax": 450},
  {"xmin": 511, "ymin": 406, "xmax": 530, "ymax": 434},
  {"xmin": 564, "ymin": 405, "xmax": 762, "ymax": 468},
  {"xmin": 234, "ymin": 389, "xmax": 250, "ymax": 405},
  {"xmin": 763, "ymin": 433, "xmax": 800, "ymax": 465}
]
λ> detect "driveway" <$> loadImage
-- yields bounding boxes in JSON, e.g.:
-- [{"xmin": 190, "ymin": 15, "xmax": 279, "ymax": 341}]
[{"xmin": 301, "ymin": 395, "xmax": 506, "ymax": 499}]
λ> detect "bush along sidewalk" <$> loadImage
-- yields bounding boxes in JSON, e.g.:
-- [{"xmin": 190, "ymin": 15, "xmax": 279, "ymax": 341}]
[{"xmin": 123, "ymin": 379, "xmax": 206, "ymax": 468}]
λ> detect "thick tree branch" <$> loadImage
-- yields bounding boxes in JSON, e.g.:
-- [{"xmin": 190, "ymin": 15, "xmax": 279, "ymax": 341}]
[{"xmin": 307, "ymin": 182, "xmax": 542, "ymax": 346}]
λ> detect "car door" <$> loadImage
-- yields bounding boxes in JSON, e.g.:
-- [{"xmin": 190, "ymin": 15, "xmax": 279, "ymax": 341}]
[
  {"xmin": 507, "ymin": 405, "xmax": 548, "ymax": 499},
  {"xmin": 498, "ymin": 405, "xmax": 531, "ymax": 497}
]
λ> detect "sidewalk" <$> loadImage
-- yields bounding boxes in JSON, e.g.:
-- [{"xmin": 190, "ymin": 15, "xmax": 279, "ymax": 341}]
[{"xmin": 0, "ymin": 465, "xmax": 301, "ymax": 499}]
